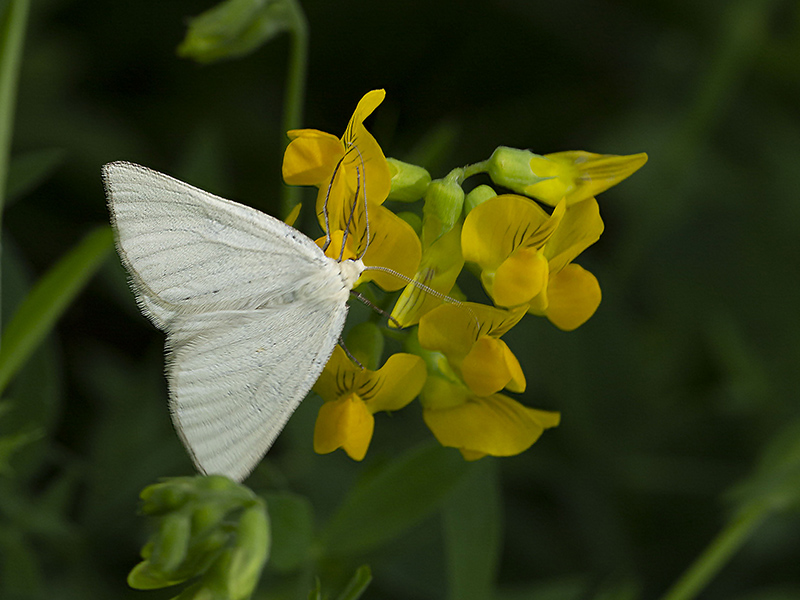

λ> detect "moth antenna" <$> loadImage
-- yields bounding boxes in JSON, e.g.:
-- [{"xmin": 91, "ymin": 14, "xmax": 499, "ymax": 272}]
[
  {"xmin": 350, "ymin": 290, "xmax": 401, "ymax": 328},
  {"xmin": 339, "ymin": 157, "xmax": 361, "ymax": 262},
  {"xmin": 362, "ymin": 265, "xmax": 482, "ymax": 331},
  {"xmin": 322, "ymin": 156, "xmax": 347, "ymax": 252},
  {"xmin": 338, "ymin": 335, "xmax": 364, "ymax": 370}
]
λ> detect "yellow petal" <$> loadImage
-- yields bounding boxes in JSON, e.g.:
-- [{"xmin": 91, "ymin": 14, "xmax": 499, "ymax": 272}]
[
  {"xmin": 418, "ymin": 302, "xmax": 527, "ymax": 363},
  {"xmin": 461, "ymin": 336, "xmax": 513, "ymax": 397},
  {"xmin": 420, "ymin": 374, "xmax": 471, "ymax": 410},
  {"xmin": 544, "ymin": 197, "xmax": 604, "ymax": 274},
  {"xmin": 343, "ymin": 89, "xmax": 386, "ymax": 144},
  {"xmin": 423, "ymin": 394, "xmax": 560, "ymax": 457},
  {"xmin": 313, "ymin": 346, "xmax": 361, "ymax": 403},
  {"xmin": 360, "ymin": 205, "xmax": 422, "ymax": 291},
  {"xmin": 461, "ymin": 194, "xmax": 552, "ymax": 271},
  {"xmin": 341, "ymin": 90, "xmax": 390, "ymax": 208},
  {"xmin": 363, "ymin": 353, "xmax": 427, "ymax": 413},
  {"xmin": 313, "ymin": 393, "xmax": 375, "ymax": 461},
  {"xmin": 501, "ymin": 342, "xmax": 526, "ymax": 393},
  {"xmin": 524, "ymin": 151, "xmax": 648, "ymax": 205},
  {"xmin": 459, "ymin": 449, "xmax": 487, "ymax": 461},
  {"xmin": 282, "ymin": 130, "xmax": 343, "ymax": 185},
  {"xmin": 390, "ymin": 223, "xmax": 464, "ymax": 328},
  {"xmin": 315, "ymin": 230, "xmax": 358, "ymax": 262},
  {"xmin": 543, "ymin": 263, "xmax": 601, "ymax": 331},
  {"xmin": 491, "ymin": 247, "xmax": 549, "ymax": 308}
]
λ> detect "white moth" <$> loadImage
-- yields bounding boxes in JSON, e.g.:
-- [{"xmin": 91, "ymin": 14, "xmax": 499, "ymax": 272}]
[{"xmin": 103, "ymin": 161, "xmax": 365, "ymax": 482}]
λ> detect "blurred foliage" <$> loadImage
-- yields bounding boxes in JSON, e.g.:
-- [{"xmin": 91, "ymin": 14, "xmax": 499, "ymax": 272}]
[{"xmin": 1, "ymin": 0, "xmax": 800, "ymax": 599}]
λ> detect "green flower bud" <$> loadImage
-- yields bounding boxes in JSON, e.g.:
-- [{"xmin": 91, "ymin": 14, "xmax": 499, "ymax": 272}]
[
  {"xmin": 485, "ymin": 146, "xmax": 549, "ymax": 195},
  {"xmin": 150, "ymin": 511, "xmax": 192, "ymax": 575},
  {"xmin": 227, "ymin": 504, "xmax": 270, "ymax": 600},
  {"xmin": 346, "ymin": 322, "xmax": 385, "ymax": 371},
  {"xmin": 422, "ymin": 178, "xmax": 465, "ymax": 247},
  {"xmin": 140, "ymin": 482, "xmax": 190, "ymax": 515},
  {"xmin": 386, "ymin": 158, "xmax": 431, "ymax": 202},
  {"xmin": 464, "ymin": 184, "xmax": 497, "ymax": 215}
]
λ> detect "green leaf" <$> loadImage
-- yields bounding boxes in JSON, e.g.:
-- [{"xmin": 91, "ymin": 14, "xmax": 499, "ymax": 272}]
[
  {"xmin": 178, "ymin": 0, "xmax": 296, "ymax": 64},
  {"xmin": 263, "ymin": 491, "xmax": 314, "ymax": 571},
  {"xmin": 5, "ymin": 148, "xmax": 64, "ymax": 206},
  {"xmin": 0, "ymin": 226, "xmax": 114, "ymax": 395},
  {"xmin": 442, "ymin": 460, "xmax": 502, "ymax": 600},
  {"xmin": 321, "ymin": 442, "xmax": 471, "ymax": 557},
  {"xmin": 334, "ymin": 565, "xmax": 372, "ymax": 600}
]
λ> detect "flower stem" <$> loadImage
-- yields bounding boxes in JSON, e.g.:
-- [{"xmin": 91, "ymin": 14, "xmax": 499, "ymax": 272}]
[
  {"xmin": 461, "ymin": 160, "xmax": 488, "ymax": 181},
  {"xmin": 279, "ymin": 0, "xmax": 308, "ymax": 219},
  {"xmin": 0, "ymin": 0, "xmax": 30, "ymax": 325},
  {"xmin": 659, "ymin": 501, "xmax": 771, "ymax": 600}
]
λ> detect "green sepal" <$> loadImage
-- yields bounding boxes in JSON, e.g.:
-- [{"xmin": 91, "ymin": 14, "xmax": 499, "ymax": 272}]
[{"xmin": 386, "ymin": 158, "xmax": 431, "ymax": 202}]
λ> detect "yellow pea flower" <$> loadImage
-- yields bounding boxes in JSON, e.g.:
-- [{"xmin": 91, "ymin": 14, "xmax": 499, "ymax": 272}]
[
  {"xmin": 313, "ymin": 346, "xmax": 427, "ymax": 461},
  {"xmin": 486, "ymin": 146, "xmax": 647, "ymax": 206},
  {"xmin": 418, "ymin": 302, "xmax": 527, "ymax": 397},
  {"xmin": 462, "ymin": 194, "xmax": 603, "ymax": 330},
  {"xmin": 421, "ymin": 374, "xmax": 560, "ymax": 461},
  {"xmin": 390, "ymin": 222, "xmax": 464, "ymax": 328},
  {"xmin": 315, "ymin": 199, "xmax": 422, "ymax": 292},
  {"xmin": 282, "ymin": 89, "xmax": 391, "ymax": 226}
]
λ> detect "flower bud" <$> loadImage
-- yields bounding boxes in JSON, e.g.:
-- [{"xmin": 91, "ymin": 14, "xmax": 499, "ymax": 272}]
[
  {"xmin": 464, "ymin": 184, "xmax": 497, "ymax": 215},
  {"xmin": 422, "ymin": 178, "xmax": 465, "ymax": 247},
  {"xmin": 387, "ymin": 158, "xmax": 431, "ymax": 202}
]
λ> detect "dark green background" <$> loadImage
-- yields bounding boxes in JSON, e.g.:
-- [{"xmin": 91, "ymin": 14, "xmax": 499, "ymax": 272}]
[{"xmin": 2, "ymin": 0, "xmax": 799, "ymax": 598}]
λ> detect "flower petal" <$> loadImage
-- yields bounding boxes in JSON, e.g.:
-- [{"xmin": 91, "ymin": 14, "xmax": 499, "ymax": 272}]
[
  {"xmin": 361, "ymin": 204, "xmax": 422, "ymax": 291},
  {"xmin": 544, "ymin": 263, "xmax": 601, "ymax": 331},
  {"xmin": 282, "ymin": 130, "xmax": 343, "ymax": 185},
  {"xmin": 363, "ymin": 353, "xmax": 427, "ymax": 413},
  {"xmin": 544, "ymin": 197, "xmax": 604, "ymax": 274},
  {"xmin": 461, "ymin": 194, "xmax": 552, "ymax": 271},
  {"xmin": 461, "ymin": 336, "xmax": 513, "ymax": 397},
  {"xmin": 491, "ymin": 247, "xmax": 549, "ymax": 308},
  {"xmin": 313, "ymin": 345, "xmax": 360, "ymax": 403},
  {"xmin": 390, "ymin": 223, "xmax": 464, "ymax": 328},
  {"xmin": 313, "ymin": 393, "xmax": 375, "ymax": 461},
  {"xmin": 423, "ymin": 393, "xmax": 560, "ymax": 457},
  {"xmin": 524, "ymin": 151, "xmax": 648, "ymax": 205}
]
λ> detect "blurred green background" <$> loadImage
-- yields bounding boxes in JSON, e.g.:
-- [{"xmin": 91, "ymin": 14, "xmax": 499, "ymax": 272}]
[{"xmin": 2, "ymin": 0, "xmax": 800, "ymax": 598}]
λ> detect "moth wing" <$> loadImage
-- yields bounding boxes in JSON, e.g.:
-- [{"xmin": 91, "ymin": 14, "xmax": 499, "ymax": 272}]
[
  {"xmin": 103, "ymin": 161, "xmax": 328, "ymax": 327},
  {"xmin": 167, "ymin": 297, "xmax": 348, "ymax": 482}
]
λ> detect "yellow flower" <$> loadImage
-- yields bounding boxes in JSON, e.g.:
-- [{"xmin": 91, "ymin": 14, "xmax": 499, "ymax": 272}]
[
  {"xmin": 282, "ymin": 89, "xmax": 391, "ymax": 226},
  {"xmin": 526, "ymin": 151, "xmax": 648, "ymax": 205},
  {"xmin": 315, "ymin": 200, "xmax": 422, "ymax": 292},
  {"xmin": 421, "ymin": 375, "xmax": 560, "ymax": 461},
  {"xmin": 313, "ymin": 346, "xmax": 426, "ymax": 461},
  {"xmin": 486, "ymin": 146, "xmax": 647, "ymax": 206},
  {"xmin": 418, "ymin": 302, "xmax": 527, "ymax": 397},
  {"xmin": 462, "ymin": 194, "xmax": 603, "ymax": 330},
  {"xmin": 390, "ymin": 223, "xmax": 464, "ymax": 328}
]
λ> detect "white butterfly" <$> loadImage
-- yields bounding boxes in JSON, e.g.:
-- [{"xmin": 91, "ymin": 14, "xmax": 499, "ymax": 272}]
[{"xmin": 103, "ymin": 161, "xmax": 365, "ymax": 482}]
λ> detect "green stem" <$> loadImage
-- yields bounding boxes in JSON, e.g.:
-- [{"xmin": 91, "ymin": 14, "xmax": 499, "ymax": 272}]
[
  {"xmin": 0, "ymin": 0, "xmax": 30, "ymax": 328},
  {"xmin": 279, "ymin": 0, "xmax": 308, "ymax": 219},
  {"xmin": 659, "ymin": 501, "xmax": 771, "ymax": 600},
  {"xmin": 461, "ymin": 160, "xmax": 488, "ymax": 181}
]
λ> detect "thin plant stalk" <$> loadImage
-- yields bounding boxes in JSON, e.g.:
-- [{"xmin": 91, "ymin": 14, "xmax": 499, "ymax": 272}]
[
  {"xmin": 659, "ymin": 501, "xmax": 771, "ymax": 600},
  {"xmin": 279, "ymin": 0, "xmax": 307, "ymax": 219},
  {"xmin": 0, "ymin": 0, "xmax": 30, "ymax": 327}
]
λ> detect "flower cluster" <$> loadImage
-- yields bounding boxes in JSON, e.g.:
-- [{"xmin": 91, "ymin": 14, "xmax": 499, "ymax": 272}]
[{"xmin": 282, "ymin": 90, "xmax": 647, "ymax": 462}]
